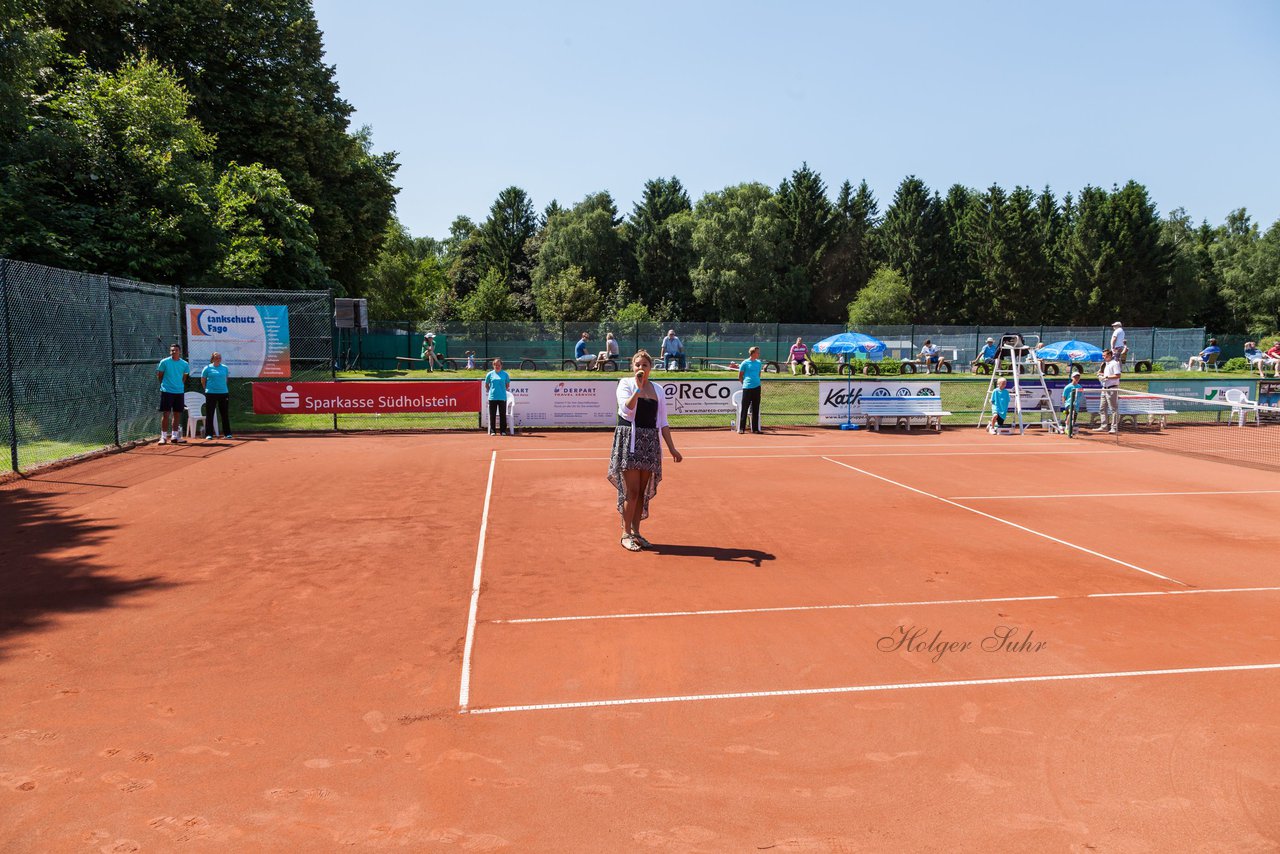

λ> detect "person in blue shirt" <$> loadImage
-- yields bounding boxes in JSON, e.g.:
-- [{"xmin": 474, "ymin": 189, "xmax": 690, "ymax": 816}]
[
  {"xmin": 737, "ymin": 346, "xmax": 765, "ymax": 433},
  {"xmin": 988, "ymin": 377, "xmax": 1011, "ymax": 434},
  {"xmin": 970, "ymin": 337, "xmax": 998, "ymax": 371},
  {"xmin": 1061, "ymin": 371, "xmax": 1083, "ymax": 438},
  {"xmin": 200, "ymin": 351, "xmax": 232, "ymax": 440},
  {"xmin": 484, "ymin": 357, "xmax": 511, "ymax": 435},
  {"xmin": 1188, "ymin": 338, "xmax": 1221, "ymax": 371},
  {"xmin": 574, "ymin": 331, "xmax": 594, "ymax": 368},
  {"xmin": 156, "ymin": 343, "xmax": 190, "ymax": 444}
]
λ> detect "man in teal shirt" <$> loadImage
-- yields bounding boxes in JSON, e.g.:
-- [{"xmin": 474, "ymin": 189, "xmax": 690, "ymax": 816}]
[
  {"xmin": 737, "ymin": 346, "xmax": 764, "ymax": 433},
  {"xmin": 156, "ymin": 343, "xmax": 190, "ymax": 444}
]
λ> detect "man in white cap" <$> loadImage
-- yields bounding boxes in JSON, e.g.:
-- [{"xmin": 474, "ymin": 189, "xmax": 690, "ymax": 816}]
[
  {"xmin": 421, "ymin": 332, "xmax": 440, "ymax": 372},
  {"xmin": 1110, "ymin": 322, "xmax": 1127, "ymax": 371},
  {"xmin": 971, "ymin": 337, "xmax": 998, "ymax": 372}
]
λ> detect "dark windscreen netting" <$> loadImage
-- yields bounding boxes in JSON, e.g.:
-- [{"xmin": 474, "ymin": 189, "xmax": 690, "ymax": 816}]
[
  {"xmin": 4, "ymin": 261, "xmax": 116, "ymax": 470},
  {"xmin": 110, "ymin": 279, "xmax": 180, "ymax": 444}
]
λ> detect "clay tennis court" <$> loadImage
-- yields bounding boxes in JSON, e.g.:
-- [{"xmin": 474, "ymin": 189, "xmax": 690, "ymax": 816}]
[{"xmin": 3, "ymin": 427, "xmax": 1279, "ymax": 851}]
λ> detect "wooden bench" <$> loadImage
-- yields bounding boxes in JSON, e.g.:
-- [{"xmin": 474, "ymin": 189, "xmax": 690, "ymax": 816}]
[
  {"xmin": 1082, "ymin": 392, "xmax": 1176, "ymax": 428},
  {"xmin": 899, "ymin": 358, "xmax": 952, "ymax": 374},
  {"xmin": 859, "ymin": 397, "xmax": 952, "ymax": 431}
]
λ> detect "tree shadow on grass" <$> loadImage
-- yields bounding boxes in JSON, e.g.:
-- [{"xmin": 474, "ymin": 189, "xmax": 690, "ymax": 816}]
[
  {"xmin": 0, "ymin": 484, "xmax": 172, "ymax": 661},
  {"xmin": 647, "ymin": 543, "xmax": 776, "ymax": 566}
]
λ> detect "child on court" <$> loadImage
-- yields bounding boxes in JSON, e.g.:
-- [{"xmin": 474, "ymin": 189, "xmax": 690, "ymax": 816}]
[
  {"xmin": 1061, "ymin": 371, "xmax": 1083, "ymax": 437},
  {"xmin": 988, "ymin": 377, "xmax": 1010, "ymax": 433}
]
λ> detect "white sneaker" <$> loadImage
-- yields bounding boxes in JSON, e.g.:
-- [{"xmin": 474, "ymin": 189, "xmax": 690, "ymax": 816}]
[
  {"xmin": 158, "ymin": 435, "xmax": 167, "ymax": 445},
  {"xmin": 172, "ymin": 433, "xmax": 184, "ymax": 444}
]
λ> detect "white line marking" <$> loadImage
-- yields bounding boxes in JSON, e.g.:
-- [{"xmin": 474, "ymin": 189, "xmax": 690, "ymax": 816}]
[
  {"xmin": 491, "ymin": 587, "xmax": 1280, "ymax": 625},
  {"xmin": 823, "ymin": 457, "xmax": 1188, "ymax": 586},
  {"xmin": 496, "ymin": 441, "xmax": 1046, "ymax": 453},
  {"xmin": 949, "ymin": 489, "xmax": 1280, "ymax": 500},
  {"xmin": 504, "ymin": 449, "xmax": 1124, "ymax": 462},
  {"xmin": 465, "ymin": 662, "xmax": 1280, "ymax": 715},
  {"xmin": 458, "ymin": 450, "xmax": 497, "ymax": 711}
]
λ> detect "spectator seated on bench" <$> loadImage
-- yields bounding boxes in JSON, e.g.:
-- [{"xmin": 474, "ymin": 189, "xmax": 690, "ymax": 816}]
[
  {"xmin": 1244, "ymin": 342, "xmax": 1280, "ymax": 377},
  {"xmin": 970, "ymin": 338, "xmax": 997, "ymax": 373},
  {"xmin": 859, "ymin": 397, "xmax": 952, "ymax": 432}
]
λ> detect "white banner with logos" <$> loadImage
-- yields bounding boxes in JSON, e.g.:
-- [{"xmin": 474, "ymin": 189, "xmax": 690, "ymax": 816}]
[
  {"xmin": 659, "ymin": 378, "xmax": 742, "ymax": 415},
  {"xmin": 481, "ymin": 380, "xmax": 617, "ymax": 428},
  {"xmin": 818, "ymin": 380, "xmax": 942, "ymax": 423}
]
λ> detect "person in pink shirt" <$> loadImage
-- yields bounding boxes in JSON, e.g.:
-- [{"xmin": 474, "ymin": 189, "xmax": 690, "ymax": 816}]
[{"xmin": 788, "ymin": 337, "xmax": 814, "ymax": 376}]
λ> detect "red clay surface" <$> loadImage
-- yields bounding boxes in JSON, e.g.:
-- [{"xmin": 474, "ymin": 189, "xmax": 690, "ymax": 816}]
[{"xmin": 2, "ymin": 427, "xmax": 1278, "ymax": 851}]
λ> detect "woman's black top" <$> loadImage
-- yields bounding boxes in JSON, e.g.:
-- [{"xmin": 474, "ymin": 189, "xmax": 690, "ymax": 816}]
[{"xmin": 619, "ymin": 396, "xmax": 659, "ymax": 428}]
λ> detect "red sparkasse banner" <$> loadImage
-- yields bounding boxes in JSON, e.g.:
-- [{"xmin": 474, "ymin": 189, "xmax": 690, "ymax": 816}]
[{"xmin": 252, "ymin": 381, "xmax": 480, "ymax": 414}]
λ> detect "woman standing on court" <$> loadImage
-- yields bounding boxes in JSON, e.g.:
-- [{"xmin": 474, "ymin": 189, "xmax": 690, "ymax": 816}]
[
  {"xmin": 484, "ymin": 357, "xmax": 510, "ymax": 435},
  {"xmin": 738, "ymin": 346, "xmax": 764, "ymax": 433},
  {"xmin": 609, "ymin": 350, "xmax": 682, "ymax": 551},
  {"xmin": 200, "ymin": 351, "xmax": 232, "ymax": 439}
]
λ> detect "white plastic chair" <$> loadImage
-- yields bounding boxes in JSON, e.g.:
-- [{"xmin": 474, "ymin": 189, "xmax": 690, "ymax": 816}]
[
  {"xmin": 731, "ymin": 389, "xmax": 743, "ymax": 433},
  {"xmin": 1223, "ymin": 388, "xmax": 1250, "ymax": 427},
  {"xmin": 184, "ymin": 392, "xmax": 209, "ymax": 438},
  {"xmin": 505, "ymin": 397, "xmax": 516, "ymax": 435}
]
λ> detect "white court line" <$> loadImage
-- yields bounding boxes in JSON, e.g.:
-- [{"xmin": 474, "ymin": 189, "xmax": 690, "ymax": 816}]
[
  {"xmin": 950, "ymin": 489, "xmax": 1280, "ymax": 500},
  {"xmin": 497, "ymin": 441, "xmax": 1051, "ymax": 453},
  {"xmin": 823, "ymin": 457, "xmax": 1188, "ymax": 586},
  {"xmin": 464, "ymin": 662, "xmax": 1280, "ymax": 715},
  {"xmin": 504, "ymin": 449, "xmax": 1124, "ymax": 462},
  {"xmin": 458, "ymin": 450, "xmax": 497, "ymax": 711},
  {"xmin": 491, "ymin": 587, "xmax": 1280, "ymax": 625}
]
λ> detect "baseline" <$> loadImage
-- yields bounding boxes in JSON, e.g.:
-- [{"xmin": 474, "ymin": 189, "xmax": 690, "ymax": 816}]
[
  {"xmin": 466, "ymin": 662, "xmax": 1280, "ymax": 715},
  {"xmin": 949, "ymin": 489, "xmax": 1280, "ymax": 500},
  {"xmin": 823, "ymin": 456, "xmax": 1188, "ymax": 586},
  {"xmin": 504, "ymin": 449, "xmax": 1125, "ymax": 462}
]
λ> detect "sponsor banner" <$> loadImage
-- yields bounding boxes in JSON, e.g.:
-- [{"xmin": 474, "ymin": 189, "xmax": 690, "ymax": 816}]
[
  {"xmin": 482, "ymin": 380, "xmax": 617, "ymax": 428},
  {"xmin": 187, "ymin": 304, "xmax": 291, "ymax": 378},
  {"xmin": 1147, "ymin": 380, "xmax": 1258, "ymax": 411},
  {"xmin": 1259, "ymin": 380, "xmax": 1280, "ymax": 408},
  {"xmin": 252, "ymin": 381, "xmax": 479, "ymax": 414},
  {"xmin": 660, "ymin": 378, "xmax": 741, "ymax": 415},
  {"xmin": 818, "ymin": 381, "xmax": 941, "ymax": 423}
]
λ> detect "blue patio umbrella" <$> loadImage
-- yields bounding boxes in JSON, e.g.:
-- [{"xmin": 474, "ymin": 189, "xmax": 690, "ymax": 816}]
[
  {"xmin": 811, "ymin": 331, "xmax": 888, "ymax": 359},
  {"xmin": 1036, "ymin": 340, "xmax": 1104, "ymax": 363}
]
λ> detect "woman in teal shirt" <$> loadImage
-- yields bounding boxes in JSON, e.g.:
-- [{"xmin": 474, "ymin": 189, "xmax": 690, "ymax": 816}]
[
  {"xmin": 484, "ymin": 357, "xmax": 511, "ymax": 435},
  {"xmin": 737, "ymin": 346, "xmax": 764, "ymax": 433},
  {"xmin": 200, "ymin": 352, "xmax": 232, "ymax": 439}
]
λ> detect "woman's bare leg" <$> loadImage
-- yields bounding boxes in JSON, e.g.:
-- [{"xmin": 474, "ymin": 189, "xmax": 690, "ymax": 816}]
[
  {"xmin": 628, "ymin": 470, "xmax": 651, "ymax": 537},
  {"xmin": 622, "ymin": 469, "xmax": 645, "ymax": 536}
]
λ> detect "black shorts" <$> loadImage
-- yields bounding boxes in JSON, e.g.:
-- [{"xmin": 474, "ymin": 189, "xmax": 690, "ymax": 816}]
[{"xmin": 158, "ymin": 391, "xmax": 185, "ymax": 412}]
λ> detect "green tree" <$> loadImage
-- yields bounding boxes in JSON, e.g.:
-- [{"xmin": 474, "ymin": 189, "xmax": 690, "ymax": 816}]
[
  {"xmin": 879, "ymin": 176, "xmax": 948, "ymax": 321},
  {"xmin": 532, "ymin": 191, "xmax": 628, "ymax": 311},
  {"xmin": 457, "ymin": 268, "xmax": 521, "ymax": 322},
  {"xmin": 814, "ymin": 180, "xmax": 880, "ymax": 322},
  {"xmin": 776, "ymin": 162, "xmax": 836, "ymax": 319},
  {"xmin": 43, "ymin": 0, "xmax": 400, "ymax": 293},
  {"xmin": 362, "ymin": 218, "xmax": 449, "ymax": 321},
  {"xmin": 479, "ymin": 186, "xmax": 538, "ymax": 290},
  {"xmin": 848, "ymin": 266, "xmax": 911, "ymax": 325},
  {"xmin": 627, "ymin": 177, "xmax": 695, "ymax": 318},
  {"xmin": 689, "ymin": 183, "xmax": 792, "ymax": 321},
  {"xmin": 531, "ymin": 264, "xmax": 603, "ymax": 322},
  {"xmin": 1161, "ymin": 208, "xmax": 1226, "ymax": 328},
  {"xmin": 209, "ymin": 161, "xmax": 330, "ymax": 290}
]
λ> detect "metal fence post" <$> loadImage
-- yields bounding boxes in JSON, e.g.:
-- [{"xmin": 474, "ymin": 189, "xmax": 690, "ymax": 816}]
[
  {"xmin": 1, "ymin": 260, "xmax": 18, "ymax": 473},
  {"xmin": 105, "ymin": 278, "xmax": 120, "ymax": 447}
]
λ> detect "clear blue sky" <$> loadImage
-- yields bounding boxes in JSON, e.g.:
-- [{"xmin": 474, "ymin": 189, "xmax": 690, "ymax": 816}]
[{"xmin": 312, "ymin": 0, "xmax": 1280, "ymax": 240}]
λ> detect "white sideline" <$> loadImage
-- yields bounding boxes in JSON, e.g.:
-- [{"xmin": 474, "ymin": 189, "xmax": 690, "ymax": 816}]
[
  {"xmin": 823, "ymin": 457, "xmax": 1188, "ymax": 586},
  {"xmin": 465, "ymin": 662, "xmax": 1280, "ymax": 715},
  {"xmin": 458, "ymin": 450, "xmax": 497, "ymax": 711},
  {"xmin": 949, "ymin": 489, "xmax": 1280, "ymax": 500},
  {"xmin": 491, "ymin": 587, "xmax": 1280, "ymax": 625}
]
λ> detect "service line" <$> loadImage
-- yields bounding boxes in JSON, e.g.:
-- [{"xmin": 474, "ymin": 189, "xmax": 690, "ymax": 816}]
[
  {"xmin": 949, "ymin": 489, "xmax": 1280, "ymax": 500},
  {"xmin": 491, "ymin": 587, "xmax": 1280, "ymax": 625},
  {"xmin": 467, "ymin": 662, "xmax": 1280, "ymax": 715},
  {"xmin": 458, "ymin": 450, "xmax": 497, "ymax": 711},
  {"xmin": 504, "ymin": 449, "xmax": 1125, "ymax": 462},
  {"xmin": 823, "ymin": 457, "xmax": 1188, "ymax": 586}
]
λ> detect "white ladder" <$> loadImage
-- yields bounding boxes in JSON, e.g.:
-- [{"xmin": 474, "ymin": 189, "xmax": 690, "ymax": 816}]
[{"xmin": 977, "ymin": 334, "xmax": 1062, "ymax": 434}]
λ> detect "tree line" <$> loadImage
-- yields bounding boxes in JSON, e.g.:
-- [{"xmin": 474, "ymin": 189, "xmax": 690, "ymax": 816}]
[
  {"xmin": 370, "ymin": 170, "xmax": 1278, "ymax": 336},
  {"xmin": 1, "ymin": 0, "xmax": 398, "ymax": 293}
]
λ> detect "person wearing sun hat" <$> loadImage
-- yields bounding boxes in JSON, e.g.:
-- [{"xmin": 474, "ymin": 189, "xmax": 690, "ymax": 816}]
[
  {"xmin": 1110, "ymin": 322, "xmax": 1127, "ymax": 370},
  {"xmin": 971, "ymin": 337, "xmax": 998, "ymax": 371}
]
